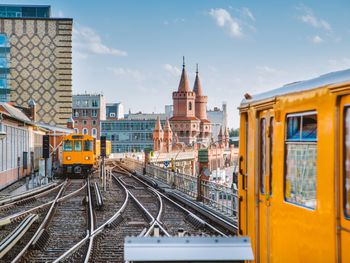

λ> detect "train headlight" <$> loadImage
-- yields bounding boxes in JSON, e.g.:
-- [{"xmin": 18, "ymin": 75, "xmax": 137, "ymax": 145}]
[
  {"xmin": 85, "ymin": 156, "xmax": 90, "ymax": 160},
  {"xmin": 66, "ymin": 156, "xmax": 71, "ymax": 160}
]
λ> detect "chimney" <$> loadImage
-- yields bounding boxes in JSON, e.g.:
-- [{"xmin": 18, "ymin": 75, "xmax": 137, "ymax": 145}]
[
  {"xmin": 67, "ymin": 116, "xmax": 74, "ymax": 129},
  {"xmin": 28, "ymin": 99, "xmax": 37, "ymax": 122}
]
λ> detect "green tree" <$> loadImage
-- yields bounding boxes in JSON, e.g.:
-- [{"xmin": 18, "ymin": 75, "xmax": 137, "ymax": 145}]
[{"xmin": 229, "ymin": 128, "xmax": 239, "ymax": 137}]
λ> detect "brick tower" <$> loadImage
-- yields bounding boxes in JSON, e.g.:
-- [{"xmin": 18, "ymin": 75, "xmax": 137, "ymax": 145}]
[
  {"xmin": 170, "ymin": 57, "xmax": 200, "ymax": 145},
  {"xmin": 193, "ymin": 64, "xmax": 211, "ymax": 144},
  {"xmin": 153, "ymin": 116, "xmax": 163, "ymax": 151},
  {"xmin": 163, "ymin": 118, "xmax": 173, "ymax": 152}
]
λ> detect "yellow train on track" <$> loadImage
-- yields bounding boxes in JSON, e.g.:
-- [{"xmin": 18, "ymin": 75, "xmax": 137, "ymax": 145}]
[
  {"xmin": 238, "ymin": 69, "xmax": 350, "ymax": 262},
  {"xmin": 61, "ymin": 134, "xmax": 111, "ymax": 176}
]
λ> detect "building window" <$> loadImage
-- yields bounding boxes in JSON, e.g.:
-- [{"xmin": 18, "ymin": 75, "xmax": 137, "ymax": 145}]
[
  {"xmin": 189, "ymin": 102, "xmax": 192, "ymax": 111},
  {"xmin": 92, "ymin": 109, "xmax": 97, "ymax": 117},
  {"xmin": 110, "ymin": 112, "xmax": 116, "ymax": 118},
  {"xmin": 73, "ymin": 109, "xmax": 79, "ymax": 117},
  {"xmin": 83, "ymin": 128, "xmax": 88, "ymax": 135},
  {"xmin": 92, "ymin": 128, "xmax": 97, "ymax": 137},
  {"xmin": 82, "ymin": 110, "xmax": 87, "ymax": 117},
  {"xmin": 74, "ymin": 128, "xmax": 79, "ymax": 134},
  {"xmin": 92, "ymin": 100, "xmax": 98, "ymax": 107},
  {"xmin": 83, "ymin": 120, "xmax": 87, "ymax": 125},
  {"xmin": 92, "ymin": 120, "xmax": 96, "ymax": 126},
  {"xmin": 343, "ymin": 107, "xmax": 350, "ymax": 218},
  {"xmin": 285, "ymin": 112, "xmax": 317, "ymax": 209}
]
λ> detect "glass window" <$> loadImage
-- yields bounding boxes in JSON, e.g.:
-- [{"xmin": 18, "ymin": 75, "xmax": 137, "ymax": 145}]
[
  {"xmin": 74, "ymin": 141, "xmax": 82, "ymax": 151},
  {"xmin": 260, "ymin": 118, "xmax": 266, "ymax": 193},
  {"xmin": 84, "ymin": 140, "xmax": 93, "ymax": 151},
  {"xmin": 63, "ymin": 140, "xmax": 72, "ymax": 152},
  {"xmin": 270, "ymin": 117, "xmax": 274, "ymax": 194},
  {"xmin": 344, "ymin": 107, "xmax": 350, "ymax": 218},
  {"xmin": 285, "ymin": 112, "xmax": 317, "ymax": 209},
  {"xmin": 189, "ymin": 102, "xmax": 192, "ymax": 111},
  {"xmin": 92, "ymin": 128, "xmax": 97, "ymax": 137},
  {"xmin": 83, "ymin": 128, "xmax": 88, "ymax": 135}
]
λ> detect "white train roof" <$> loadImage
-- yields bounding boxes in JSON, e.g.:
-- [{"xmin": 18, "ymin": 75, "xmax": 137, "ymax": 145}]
[{"xmin": 241, "ymin": 68, "xmax": 350, "ymax": 106}]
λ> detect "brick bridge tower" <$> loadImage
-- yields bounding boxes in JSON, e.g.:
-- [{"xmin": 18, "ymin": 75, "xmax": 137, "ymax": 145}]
[
  {"xmin": 170, "ymin": 57, "xmax": 200, "ymax": 145},
  {"xmin": 193, "ymin": 64, "xmax": 211, "ymax": 145}
]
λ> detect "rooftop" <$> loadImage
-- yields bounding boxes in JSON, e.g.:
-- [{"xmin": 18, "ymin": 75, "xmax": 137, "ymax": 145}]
[{"xmin": 0, "ymin": 5, "xmax": 51, "ymax": 19}]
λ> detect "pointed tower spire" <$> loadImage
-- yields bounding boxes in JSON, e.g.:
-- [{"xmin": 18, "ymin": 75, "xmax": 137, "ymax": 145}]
[
  {"xmin": 154, "ymin": 116, "xmax": 163, "ymax": 131},
  {"xmin": 178, "ymin": 57, "xmax": 190, "ymax": 92},
  {"xmin": 193, "ymin": 63, "xmax": 203, "ymax": 96},
  {"xmin": 164, "ymin": 118, "xmax": 172, "ymax": 131}
]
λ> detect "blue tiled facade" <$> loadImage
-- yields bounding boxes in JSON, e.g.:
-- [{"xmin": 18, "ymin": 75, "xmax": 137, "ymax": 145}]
[{"xmin": 0, "ymin": 34, "xmax": 10, "ymax": 102}]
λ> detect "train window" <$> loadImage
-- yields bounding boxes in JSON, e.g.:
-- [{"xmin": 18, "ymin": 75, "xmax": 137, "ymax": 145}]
[
  {"xmin": 260, "ymin": 118, "xmax": 266, "ymax": 194},
  {"xmin": 285, "ymin": 112, "xmax": 317, "ymax": 209},
  {"xmin": 84, "ymin": 140, "xmax": 93, "ymax": 151},
  {"xmin": 270, "ymin": 117, "xmax": 274, "ymax": 194},
  {"xmin": 63, "ymin": 140, "xmax": 72, "ymax": 152},
  {"xmin": 74, "ymin": 141, "xmax": 82, "ymax": 152},
  {"xmin": 344, "ymin": 108, "xmax": 350, "ymax": 218}
]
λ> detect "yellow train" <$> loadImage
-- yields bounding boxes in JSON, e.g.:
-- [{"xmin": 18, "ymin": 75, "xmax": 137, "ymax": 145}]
[
  {"xmin": 62, "ymin": 134, "xmax": 96, "ymax": 175},
  {"xmin": 61, "ymin": 134, "xmax": 111, "ymax": 175},
  {"xmin": 238, "ymin": 69, "xmax": 350, "ymax": 262}
]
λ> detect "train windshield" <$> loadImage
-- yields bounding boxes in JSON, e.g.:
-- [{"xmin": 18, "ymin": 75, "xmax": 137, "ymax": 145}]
[
  {"xmin": 84, "ymin": 140, "xmax": 93, "ymax": 151},
  {"xmin": 74, "ymin": 140, "xmax": 82, "ymax": 151},
  {"xmin": 63, "ymin": 140, "xmax": 72, "ymax": 152}
]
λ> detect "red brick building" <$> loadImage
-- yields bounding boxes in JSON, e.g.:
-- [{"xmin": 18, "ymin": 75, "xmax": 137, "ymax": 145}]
[{"xmin": 72, "ymin": 94, "xmax": 106, "ymax": 138}]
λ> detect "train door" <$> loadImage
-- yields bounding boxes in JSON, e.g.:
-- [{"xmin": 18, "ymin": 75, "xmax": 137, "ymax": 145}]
[
  {"xmin": 257, "ymin": 110, "xmax": 273, "ymax": 263},
  {"xmin": 339, "ymin": 97, "xmax": 350, "ymax": 262}
]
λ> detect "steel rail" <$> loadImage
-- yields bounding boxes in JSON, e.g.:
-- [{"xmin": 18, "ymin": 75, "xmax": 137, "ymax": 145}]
[
  {"xmin": 83, "ymin": 178, "xmax": 94, "ymax": 263},
  {"xmin": 116, "ymin": 164, "xmax": 227, "ymax": 237},
  {"xmin": 0, "ymin": 181, "xmax": 64, "ymax": 211},
  {"xmin": 0, "ymin": 181, "xmax": 87, "ymax": 227},
  {"xmin": 0, "ymin": 182, "xmax": 59, "ymax": 206},
  {"xmin": 117, "ymin": 175, "xmax": 170, "ymax": 237},
  {"xmin": 11, "ymin": 180, "xmax": 70, "ymax": 263},
  {"xmin": 0, "ymin": 214, "xmax": 38, "ymax": 259},
  {"xmin": 54, "ymin": 174, "xmax": 130, "ymax": 263}
]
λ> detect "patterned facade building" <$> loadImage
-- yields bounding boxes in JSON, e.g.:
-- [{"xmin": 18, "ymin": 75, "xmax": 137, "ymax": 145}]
[{"xmin": 0, "ymin": 5, "xmax": 73, "ymax": 126}]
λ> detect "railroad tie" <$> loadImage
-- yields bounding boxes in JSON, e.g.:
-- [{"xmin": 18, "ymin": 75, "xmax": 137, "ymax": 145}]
[
  {"xmin": 32, "ymin": 229, "xmax": 50, "ymax": 249},
  {"xmin": 185, "ymin": 213, "xmax": 206, "ymax": 229},
  {"xmin": 107, "ymin": 215, "xmax": 124, "ymax": 228}
]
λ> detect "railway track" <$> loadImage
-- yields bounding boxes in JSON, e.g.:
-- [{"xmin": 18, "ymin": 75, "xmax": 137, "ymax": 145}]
[
  {"xmin": 18, "ymin": 179, "xmax": 88, "ymax": 262},
  {"xmin": 0, "ymin": 183, "xmax": 64, "ymax": 220},
  {"xmin": 0, "ymin": 179, "xmax": 88, "ymax": 262},
  {"xmin": 114, "ymin": 164, "xmax": 227, "ymax": 236},
  {"xmin": 0, "ymin": 178, "xmax": 27, "ymax": 199}
]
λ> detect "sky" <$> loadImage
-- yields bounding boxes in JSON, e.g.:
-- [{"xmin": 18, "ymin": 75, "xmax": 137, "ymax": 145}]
[{"xmin": 6, "ymin": 0, "xmax": 350, "ymax": 128}]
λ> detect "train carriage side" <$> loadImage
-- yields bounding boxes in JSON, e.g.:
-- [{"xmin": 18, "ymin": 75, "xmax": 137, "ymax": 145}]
[{"xmin": 238, "ymin": 69, "xmax": 350, "ymax": 263}]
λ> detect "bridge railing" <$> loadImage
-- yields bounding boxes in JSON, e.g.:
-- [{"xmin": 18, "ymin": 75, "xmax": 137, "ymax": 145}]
[
  {"xmin": 123, "ymin": 158, "xmax": 144, "ymax": 175},
  {"xmin": 200, "ymin": 180, "xmax": 237, "ymax": 218}
]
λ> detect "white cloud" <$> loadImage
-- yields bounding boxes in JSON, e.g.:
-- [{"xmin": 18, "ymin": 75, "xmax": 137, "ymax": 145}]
[
  {"xmin": 74, "ymin": 26, "xmax": 127, "ymax": 57},
  {"xmin": 209, "ymin": 8, "xmax": 243, "ymax": 37},
  {"xmin": 256, "ymin": 65, "xmax": 280, "ymax": 74},
  {"xmin": 107, "ymin": 67, "xmax": 143, "ymax": 80},
  {"xmin": 297, "ymin": 5, "xmax": 332, "ymax": 32},
  {"xmin": 163, "ymin": 64, "xmax": 181, "ymax": 76},
  {"xmin": 311, "ymin": 35, "xmax": 323, "ymax": 44},
  {"xmin": 241, "ymin": 7, "xmax": 255, "ymax": 21}
]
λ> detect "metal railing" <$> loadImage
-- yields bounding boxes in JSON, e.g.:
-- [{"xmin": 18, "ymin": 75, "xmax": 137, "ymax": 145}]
[{"xmin": 200, "ymin": 180, "xmax": 237, "ymax": 218}]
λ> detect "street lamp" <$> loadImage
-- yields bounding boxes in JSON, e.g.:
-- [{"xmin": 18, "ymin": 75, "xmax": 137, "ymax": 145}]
[{"xmin": 0, "ymin": 113, "xmax": 6, "ymax": 140}]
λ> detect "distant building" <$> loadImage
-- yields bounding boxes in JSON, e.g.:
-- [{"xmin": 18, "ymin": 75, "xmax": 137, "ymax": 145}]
[
  {"xmin": 0, "ymin": 4, "xmax": 73, "ymax": 126},
  {"xmin": 169, "ymin": 60, "xmax": 211, "ymax": 145},
  {"xmin": 106, "ymin": 103, "xmax": 124, "ymax": 119},
  {"xmin": 101, "ymin": 112, "xmax": 166, "ymax": 153},
  {"xmin": 72, "ymin": 94, "xmax": 106, "ymax": 138},
  {"xmin": 207, "ymin": 102, "xmax": 228, "ymax": 140},
  {"xmin": 0, "ymin": 34, "xmax": 10, "ymax": 102},
  {"xmin": 165, "ymin": 105, "xmax": 173, "ymax": 118}
]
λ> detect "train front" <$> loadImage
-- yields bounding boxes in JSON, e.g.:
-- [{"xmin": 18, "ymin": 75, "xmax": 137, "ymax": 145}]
[{"xmin": 62, "ymin": 135, "xmax": 95, "ymax": 176}]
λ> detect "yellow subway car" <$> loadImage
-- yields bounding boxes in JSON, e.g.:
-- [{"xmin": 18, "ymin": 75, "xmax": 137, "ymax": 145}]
[
  {"xmin": 62, "ymin": 134, "xmax": 96, "ymax": 175},
  {"xmin": 238, "ymin": 69, "xmax": 350, "ymax": 262}
]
